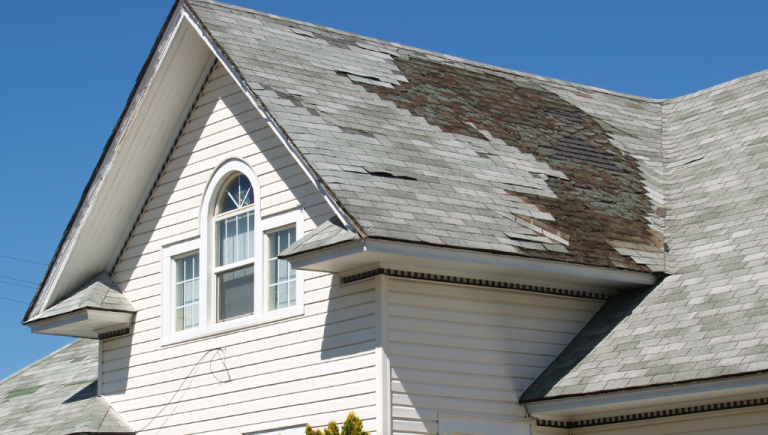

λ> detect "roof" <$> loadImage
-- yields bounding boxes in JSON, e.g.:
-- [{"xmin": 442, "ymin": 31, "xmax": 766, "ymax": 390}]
[
  {"xmin": 185, "ymin": 0, "xmax": 665, "ymax": 274},
  {"xmin": 0, "ymin": 339, "xmax": 134, "ymax": 435},
  {"xmin": 281, "ymin": 216, "xmax": 359, "ymax": 257},
  {"xmin": 182, "ymin": 0, "xmax": 768, "ymax": 400},
  {"xmin": 29, "ymin": 273, "xmax": 135, "ymax": 323},
  {"xmin": 522, "ymin": 69, "xmax": 768, "ymax": 401},
  {"xmin": 19, "ymin": 0, "xmax": 768, "ymax": 410}
]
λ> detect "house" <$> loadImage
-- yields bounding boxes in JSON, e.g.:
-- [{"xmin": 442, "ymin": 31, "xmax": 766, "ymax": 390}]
[{"xmin": 3, "ymin": 0, "xmax": 768, "ymax": 433}]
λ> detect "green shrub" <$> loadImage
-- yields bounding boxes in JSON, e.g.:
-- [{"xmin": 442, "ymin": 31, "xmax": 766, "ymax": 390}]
[{"xmin": 305, "ymin": 411, "xmax": 369, "ymax": 435}]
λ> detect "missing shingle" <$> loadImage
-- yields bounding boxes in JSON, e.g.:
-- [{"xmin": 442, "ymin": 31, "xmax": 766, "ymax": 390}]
[
  {"xmin": 476, "ymin": 151, "xmax": 496, "ymax": 159},
  {"xmin": 339, "ymin": 126, "xmax": 375, "ymax": 138},
  {"xmin": 551, "ymin": 137, "xmax": 620, "ymax": 172},
  {"xmin": 290, "ymin": 27, "xmax": 315, "ymax": 38},
  {"xmin": 306, "ymin": 107, "xmax": 320, "ymax": 116},
  {"xmin": 364, "ymin": 167, "xmax": 417, "ymax": 181},
  {"xmin": 336, "ymin": 70, "xmax": 382, "ymax": 82},
  {"xmin": 313, "ymin": 32, "xmax": 356, "ymax": 49},
  {"xmin": 274, "ymin": 90, "xmax": 304, "ymax": 108},
  {"xmin": 547, "ymin": 109, "xmax": 583, "ymax": 124}
]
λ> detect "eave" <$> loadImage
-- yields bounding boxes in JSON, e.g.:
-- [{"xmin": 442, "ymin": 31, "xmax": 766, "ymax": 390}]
[
  {"xmin": 524, "ymin": 372, "xmax": 768, "ymax": 428},
  {"xmin": 286, "ymin": 238, "xmax": 657, "ymax": 294},
  {"xmin": 26, "ymin": 308, "xmax": 134, "ymax": 339}
]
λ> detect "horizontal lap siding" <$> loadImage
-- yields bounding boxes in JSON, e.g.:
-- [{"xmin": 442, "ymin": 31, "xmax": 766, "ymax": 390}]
[
  {"xmin": 108, "ymin": 64, "xmax": 376, "ymax": 434},
  {"xmin": 388, "ymin": 278, "xmax": 603, "ymax": 435}
]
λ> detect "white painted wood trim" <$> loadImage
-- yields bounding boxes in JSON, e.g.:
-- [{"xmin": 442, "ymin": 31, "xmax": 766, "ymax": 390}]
[
  {"xmin": 107, "ymin": 53, "xmax": 217, "ymax": 275},
  {"xmin": 29, "ymin": 4, "xmax": 186, "ymax": 320},
  {"xmin": 525, "ymin": 372, "xmax": 768, "ymax": 422},
  {"xmin": 179, "ymin": 5, "xmax": 360, "ymax": 235},
  {"xmin": 161, "ymin": 160, "xmax": 305, "ymax": 345},
  {"xmin": 97, "ymin": 339, "xmax": 104, "ymax": 396},
  {"xmin": 290, "ymin": 238, "xmax": 657, "ymax": 290},
  {"xmin": 162, "ymin": 237, "xmax": 201, "ymax": 342},
  {"xmin": 375, "ymin": 274, "xmax": 391, "ymax": 435}
]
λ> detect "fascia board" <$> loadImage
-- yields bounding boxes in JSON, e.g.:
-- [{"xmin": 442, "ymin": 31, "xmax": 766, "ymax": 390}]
[
  {"xmin": 27, "ymin": 308, "xmax": 134, "ymax": 338},
  {"xmin": 179, "ymin": 1, "xmax": 361, "ymax": 236},
  {"xmin": 524, "ymin": 372, "xmax": 768, "ymax": 421},
  {"xmin": 287, "ymin": 238, "xmax": 657, "ymax": 292},
  {"xmin": 24, "ymin": 2, "xmax": 187, "ymax": 323}
]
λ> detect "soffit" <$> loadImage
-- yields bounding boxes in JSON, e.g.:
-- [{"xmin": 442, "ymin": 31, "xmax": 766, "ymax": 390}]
[{"xmin": 25, "ymin": 9, "xmax": 215, "ymax": 321}]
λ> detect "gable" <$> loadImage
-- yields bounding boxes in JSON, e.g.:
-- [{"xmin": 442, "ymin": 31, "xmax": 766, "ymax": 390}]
[{"xmin": 24, "ymin": 4, "xmax": 349, "ymax": 324}]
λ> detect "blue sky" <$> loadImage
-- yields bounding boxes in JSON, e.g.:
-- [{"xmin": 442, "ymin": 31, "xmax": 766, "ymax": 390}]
[{"xmin": 1, "ymin": 0, "xmax": 767, "ymax": 380}]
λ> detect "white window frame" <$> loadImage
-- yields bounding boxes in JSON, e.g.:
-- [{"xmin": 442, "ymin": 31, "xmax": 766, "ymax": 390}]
[
  {"xmin": 162, "ymin": 238, "xmax": 203, "ymax": 342},
  {"xmin": 161, "ymin": 159, "xmax": 304, "ymax": 345}
]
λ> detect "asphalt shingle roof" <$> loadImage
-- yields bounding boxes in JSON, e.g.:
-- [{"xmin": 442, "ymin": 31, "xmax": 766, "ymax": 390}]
[
  {"xmin": 31, "ymin": 273, "xmax": 135, "ymax": 323},
  {"xmin": 185, "ymin": 0, "xmax": 665, "ymax": 273},
  {"xmin": 522, "ymin": 70, "xmax": 768, "ymax": 401},
  {"xmin": 183, "ymin": 0, "xmax": 768, "ymax": 401},
  {"xmin": 0, "ymin": 339, "xmax": 134, "ymax": 435}
]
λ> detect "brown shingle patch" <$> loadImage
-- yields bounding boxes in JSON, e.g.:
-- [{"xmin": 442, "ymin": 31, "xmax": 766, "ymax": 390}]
[{"xmin": 356, "ymin": 56, "xmax": 660, "ymax": 270}]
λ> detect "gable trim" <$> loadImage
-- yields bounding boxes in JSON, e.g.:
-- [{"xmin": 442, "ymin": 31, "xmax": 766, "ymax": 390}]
[
  {"xmin": 107, "ymin": 57, "xmax": 218, "ymax": 276},
  {"xmin": 23, "ymin": 1, "xmax": 187, "ymax": 323},
  {"xmin": 180, "ymin": 0, "xmax": 362, "ymax": 236}
]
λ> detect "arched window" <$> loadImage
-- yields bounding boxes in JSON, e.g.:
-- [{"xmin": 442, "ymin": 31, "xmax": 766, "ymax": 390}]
[
  {"xmin": 214, "ymin": 173, "xmax": 256, "ymax": 321},
  {"xmin": 161, "ymin": 159, "xmax": 304, "ymax": 342}
]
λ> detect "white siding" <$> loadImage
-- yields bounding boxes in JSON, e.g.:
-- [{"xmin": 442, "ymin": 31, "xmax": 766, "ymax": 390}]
[
  {"xmin": 387, "ymin": 277, "xmax": 604, "ymax": 435},
  {"xmin": 106, "ymin": 64, "xmax": 377, "ymax": 435}
]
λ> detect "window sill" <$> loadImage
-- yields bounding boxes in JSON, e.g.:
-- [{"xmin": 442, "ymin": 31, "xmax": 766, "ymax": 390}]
[{"xmin": 161, "ymin": 305, "xmax": 304, "ymax": 347}]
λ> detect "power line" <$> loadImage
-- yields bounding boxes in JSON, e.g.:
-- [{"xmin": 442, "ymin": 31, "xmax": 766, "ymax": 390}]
[
  {"xmin": 0, "ymin": 280, "xmax": 37, "ymax": 290},
  {"xmin": 0, "ymin": 254, "xmax": 47, "ymax": 266},
  {"xmin": 0, "ymin": 295, "xmax": 28, "ymax": 305},
  {"xmin": 0, "ymin": 274, "xmax": 39, "ymax": 285}
]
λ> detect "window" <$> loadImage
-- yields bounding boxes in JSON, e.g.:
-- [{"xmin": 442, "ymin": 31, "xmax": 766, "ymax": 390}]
[
  {"xmin": 214, "ymin": 175, "xmax": 256, "ymax": 322},
  {"xmin": 175, "ymin": 253, "xmax": 200, "ymax": 331},
  {"xmin": 267, "ymin": 227, "xmax": 296, "ymax": 311},
  {"xmin": 161, "ymin": 159, "xmax": 305, "ymax": 344}
]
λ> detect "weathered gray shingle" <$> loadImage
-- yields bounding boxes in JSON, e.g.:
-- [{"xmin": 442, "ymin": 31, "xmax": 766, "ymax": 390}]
[
  {"xmin": 183, "ymin": 0, "xmax": 768, "ymax": 401},
  {"xmin": 186, "ymin": 0, "xmax": 665, "ymax": 273},
  {"xmin": 522, "ymin": 70, "xmax": 768, "ymax": 401},
  {"xmin": 31, "ymin": 272, "xmax": 135, "ymax": 322},
  {"xmin": 0, "ymin": 339, "xmax": 134, "ymax": 435}
]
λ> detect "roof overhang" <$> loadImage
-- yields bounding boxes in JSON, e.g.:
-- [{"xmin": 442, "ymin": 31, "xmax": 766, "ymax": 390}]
[
  {"xmin": 524, "ymin": 372, "xmax": 768, "ymax": 425},
  {"xmin": 287, "ymin": 238, "xmax": 657, "ymax": 293},
  {"xmin": 27, "ymin": 308, "xmax": 134, "ymax": 339}
]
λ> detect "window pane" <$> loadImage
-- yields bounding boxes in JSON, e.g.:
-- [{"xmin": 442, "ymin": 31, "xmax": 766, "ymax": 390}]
[
  {"xmin": 175, "ymin": 253, "xmax": 199, "ymax": 331},
  {"xmin": 267, "ymin": 227, "xmax": 297, "ymax": 311},
  {"xmin": 218, "ymin": 265, "xmax": 254, "ymax": 321},
  {"xmin": 221, "ymin": 174, "xmax": 254, "ymax": 213},
  {"xmin": 217, "ymin": 210, "xmax": 254, "ymax": 266}
]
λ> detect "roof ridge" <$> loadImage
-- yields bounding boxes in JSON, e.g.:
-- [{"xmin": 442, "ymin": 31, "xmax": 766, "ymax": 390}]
[
  {"xmin": 189, "ymin": 0, "xmax": 662, "ymax": 103},
  {"xmin": 664, "ymin": 68, "xmax": 768, "ymax": 104}
]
